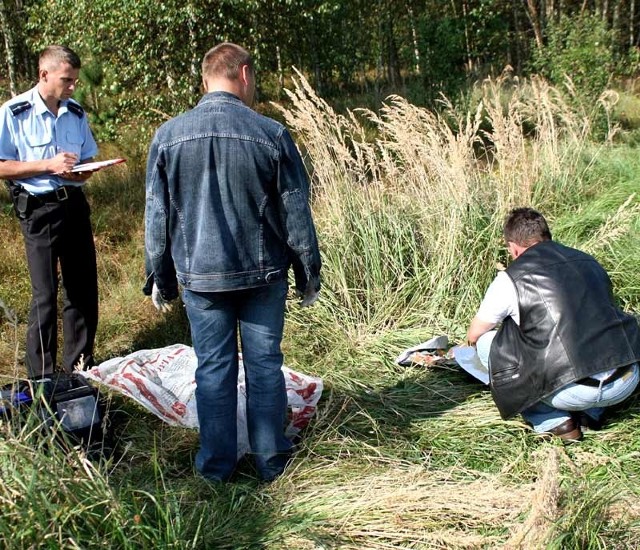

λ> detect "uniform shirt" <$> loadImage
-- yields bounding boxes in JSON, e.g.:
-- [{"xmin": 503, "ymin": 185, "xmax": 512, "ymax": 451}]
[{"xmin": 0, "ymin": 86, "xmax": 98, "ymax": 194}]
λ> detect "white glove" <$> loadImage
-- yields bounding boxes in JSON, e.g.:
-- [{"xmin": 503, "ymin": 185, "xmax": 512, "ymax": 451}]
[
  {"xmin": 297, "ymin": 278, "xmax": 320, "ymax": 308},
  {"xmin": 151, "ymin": 283, "xmax": 173, "ymax": 313}
]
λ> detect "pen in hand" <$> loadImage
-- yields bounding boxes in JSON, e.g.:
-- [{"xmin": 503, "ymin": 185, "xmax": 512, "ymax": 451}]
[{"xmin": 52, "ymin": 150, "xmax": 78, "ymax": 174}]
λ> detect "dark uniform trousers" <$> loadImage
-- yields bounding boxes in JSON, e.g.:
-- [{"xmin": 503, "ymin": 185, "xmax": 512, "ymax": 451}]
[{"xmin": 10, "ymin": 184, "xmax": 98, "ymax": 378}]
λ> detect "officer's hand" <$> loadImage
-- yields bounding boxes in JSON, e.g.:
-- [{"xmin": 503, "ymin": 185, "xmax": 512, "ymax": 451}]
[
  {"xmin": 297, "ymin": 277, "xmax": 320, "ymax": 308},
  {"xmin": 151, "ymin": 283, "xmax": 173, "ymax": 313},
  {"xmin": 58, "ymin": 170, "xmax": 95, "ymax": 182},
  {"xmin": 50, "ymin": 152, "xmax": 78, "ymax": 174}
]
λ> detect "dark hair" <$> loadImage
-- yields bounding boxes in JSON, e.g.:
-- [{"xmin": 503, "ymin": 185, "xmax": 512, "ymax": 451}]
[
  {"xmin": 39, "ymin": 45, "xmax": 81, "ymax": 70},
  {"xmin": 202, "ymin": 42, "xmax": 253, "ymax": 81},
  {"xmin": 503, "ymin": 207, "xmax": 552, "ymax": 246}
]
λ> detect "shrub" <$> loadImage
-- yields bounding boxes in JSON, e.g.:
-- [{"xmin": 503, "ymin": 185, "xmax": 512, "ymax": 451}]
[{"xmin": 530, "ymin": 14, "xmax": 615, "ymax": 104}]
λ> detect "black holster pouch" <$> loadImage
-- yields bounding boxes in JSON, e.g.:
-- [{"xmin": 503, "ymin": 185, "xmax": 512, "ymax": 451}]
[{"xmin": 6, "ymin": 182, "xmax": 32, "ymax": 220}]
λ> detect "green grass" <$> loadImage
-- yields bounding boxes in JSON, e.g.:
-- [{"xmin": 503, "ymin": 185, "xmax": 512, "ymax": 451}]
[{"xmin": 1, "ymin": 75, "xmax": 640, "ymax": 548}]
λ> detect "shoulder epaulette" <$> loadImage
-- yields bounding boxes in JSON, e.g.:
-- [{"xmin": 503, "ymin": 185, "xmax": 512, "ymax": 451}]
[
  {"xmin": 9, "ymin": 101, "xmax": 32, "ymax": 116},
  {"xmin": 67, "ymin": 101, "xmax": 84, "ymax": 118}
]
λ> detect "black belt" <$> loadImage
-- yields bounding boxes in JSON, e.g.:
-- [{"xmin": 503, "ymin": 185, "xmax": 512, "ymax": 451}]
[
  {"xmin": 576, "ymin": 364, "xmax": 633, "ymax": 387},
  {"xmin": 34, "ymin": 186, "xmax": 82, "ymax": 203}
]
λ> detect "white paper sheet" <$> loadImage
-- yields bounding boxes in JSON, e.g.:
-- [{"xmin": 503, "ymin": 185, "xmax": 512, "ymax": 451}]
[{"xmin": 452, "ymin": 345, "xmax": 490, "ymax": 385}]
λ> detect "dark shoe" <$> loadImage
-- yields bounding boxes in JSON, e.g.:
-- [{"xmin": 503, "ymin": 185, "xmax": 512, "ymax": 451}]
[
  {"xmin": 547, "ymin": 418, "xmax": 583, "ymax": 443},
  {"xmin": 576, "ymin": 412, "xmax": 605, "ymax": 431}
]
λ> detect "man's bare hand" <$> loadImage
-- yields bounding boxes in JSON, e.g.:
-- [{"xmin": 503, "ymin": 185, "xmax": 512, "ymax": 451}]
[
  {"xmin": 58, "ymin": 170, "xmax": 95, "ymax": 182},
  {"xmin": 466, "ymin": 316, "xmax": 497, "ymax": 346},
  {"xmin": 50, "ymin": 152, "xmax": 78, "ymax": 174}
]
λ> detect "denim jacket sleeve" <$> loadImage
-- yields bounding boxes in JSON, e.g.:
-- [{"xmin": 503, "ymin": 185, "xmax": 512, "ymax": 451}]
[
  {"xmin": 144, "ymin": 134, "xmax": 179, "ymax": 300},
  {"xmin": 277, "ymin": 128, "xmax": 321, "ymax": 293}
]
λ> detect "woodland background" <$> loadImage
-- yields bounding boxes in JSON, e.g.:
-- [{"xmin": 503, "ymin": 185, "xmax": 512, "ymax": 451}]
[
  {"xmin": 3, "ymin": 0, "xmax": 640, "ymax": 131},
  {"xmin": 2, "ymin": 1, "xmax": 640, "ymax": 549}
]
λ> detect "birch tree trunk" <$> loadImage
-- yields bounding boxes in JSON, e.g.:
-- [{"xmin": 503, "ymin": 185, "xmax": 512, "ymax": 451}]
[
  {"xmin": 631, "ymin": 0, "xmax": 636, "ymax": 47},
  {"xmin": 602, "ymin": 0, "xmax": 609, "ymax": 23},
  {"xmin": 0, "ymin": 0, "xmax": 17, "ymax": 96},
  {"xmin": 461, "ymin": 0, "xmax": 474, "ymax": 71},
  {"xmin": 407, "ymin": 4, "xmax": 421, "ymax": 75},
  {"xmin": 525, "ymin": 0, "xmax": 545, "ymax": 50},
  {"xmin": 276, "ymin": 44, "xmax": 284, "ymax": 97}
]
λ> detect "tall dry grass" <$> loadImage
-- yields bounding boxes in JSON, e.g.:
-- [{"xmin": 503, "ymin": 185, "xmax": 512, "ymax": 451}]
[{"xmin": 277, "ymin": 70, "xmax": 620, "ymax": 354}]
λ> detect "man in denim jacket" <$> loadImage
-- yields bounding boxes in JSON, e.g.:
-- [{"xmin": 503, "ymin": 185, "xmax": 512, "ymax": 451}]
[{"xmin": 144, "ymin": 43, "xmax": 321, "ymax": 482}]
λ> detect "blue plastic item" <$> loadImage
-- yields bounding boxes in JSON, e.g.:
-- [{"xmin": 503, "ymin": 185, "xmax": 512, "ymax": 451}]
[{"xmin": 0, "ymin": 388, "xmax": 33, "ymax": 415}]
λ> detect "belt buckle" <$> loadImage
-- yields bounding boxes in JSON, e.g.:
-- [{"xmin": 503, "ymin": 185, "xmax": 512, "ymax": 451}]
[{"xmin": 55, "ymin": 187, "xmax": 69, "ymax": 201}]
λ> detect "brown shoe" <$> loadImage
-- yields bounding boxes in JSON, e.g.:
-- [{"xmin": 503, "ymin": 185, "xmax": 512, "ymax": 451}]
[{"xmin": 547, "ymin": 418, "xmax": 583, "ymax": 442}]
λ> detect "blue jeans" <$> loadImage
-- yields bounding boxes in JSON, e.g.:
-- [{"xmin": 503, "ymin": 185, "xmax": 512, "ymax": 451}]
[
  {"xmin": 477, "ymin": 330, "xmax": 640, "ymax": 432},
  {"xmin": 182, "ymin": 280, "xmax": 292, "ymax": 481}
]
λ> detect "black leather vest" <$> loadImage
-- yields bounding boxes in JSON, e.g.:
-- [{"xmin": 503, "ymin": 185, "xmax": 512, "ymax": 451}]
[{"xmin": 489, "ymin": 240, "xmax": 640, "ymax": 419}]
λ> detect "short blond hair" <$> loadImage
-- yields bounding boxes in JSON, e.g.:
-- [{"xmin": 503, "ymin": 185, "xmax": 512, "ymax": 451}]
[
  {"xmin": 202, "ymin": 43, "xmax": 253, "ymax": 81},
  {"xmin": 39, "ymin": 45, "xmax": 81, "ymax": 71}
]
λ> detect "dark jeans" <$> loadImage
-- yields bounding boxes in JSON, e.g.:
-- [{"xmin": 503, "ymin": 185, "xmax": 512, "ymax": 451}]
[
  {"xmin": 182, "ymin": 281, "xmax": 292, "ymax": 481},
  {"xmin": 13, "ymin": 187, "xmax": 98, "ymax": 377}
]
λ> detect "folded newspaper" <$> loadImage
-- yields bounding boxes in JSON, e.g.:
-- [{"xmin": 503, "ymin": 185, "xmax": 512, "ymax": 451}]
[
  {"xmin": 82, "ymin": 344, "xmax": 323, "ymax": 458},
  {"xmin": 396, "ymin": 336, "xmax": 489, "ymax": 385},
  {"xmin": 395, "ymin": 335, "xmax": 450, "ymax": 367}
]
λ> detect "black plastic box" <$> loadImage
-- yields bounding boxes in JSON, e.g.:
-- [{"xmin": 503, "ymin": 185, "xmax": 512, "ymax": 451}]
[{"xmin": 35, "ymin": 373, "xmax": 102, "ymax": 434}]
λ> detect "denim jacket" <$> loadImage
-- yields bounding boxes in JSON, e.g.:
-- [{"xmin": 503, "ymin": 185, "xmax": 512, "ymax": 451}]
[{"xmin": 144, "ymin": 91, "xmax": 320, "ymax": 298}]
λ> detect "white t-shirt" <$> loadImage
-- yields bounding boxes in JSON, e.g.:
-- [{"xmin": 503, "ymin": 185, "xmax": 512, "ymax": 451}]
[{"xmin": 476, "ymin": 271, "xmax": 519, "ymax": 325}]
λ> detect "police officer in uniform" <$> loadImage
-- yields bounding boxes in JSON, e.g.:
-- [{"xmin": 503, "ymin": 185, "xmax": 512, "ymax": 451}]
[{"xmin": 0, "ymin": 45, "xmax": 99, "ymax": 378}]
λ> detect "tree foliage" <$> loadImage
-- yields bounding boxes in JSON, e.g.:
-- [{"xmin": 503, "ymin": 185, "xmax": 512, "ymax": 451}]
[{"xmin": 0, "ymin": 0, "xmax": 639, "ymax": 137}]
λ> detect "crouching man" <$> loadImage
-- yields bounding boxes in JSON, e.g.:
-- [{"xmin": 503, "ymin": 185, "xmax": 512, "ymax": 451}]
[{"xmin": 467, "ymin": 207, "xmax": 640, "ymax": 441}]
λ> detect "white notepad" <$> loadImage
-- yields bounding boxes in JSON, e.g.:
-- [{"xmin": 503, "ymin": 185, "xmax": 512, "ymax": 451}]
[{"xmin": 71, "ymin": 158, "xmax": 126, "ymax": 173}]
